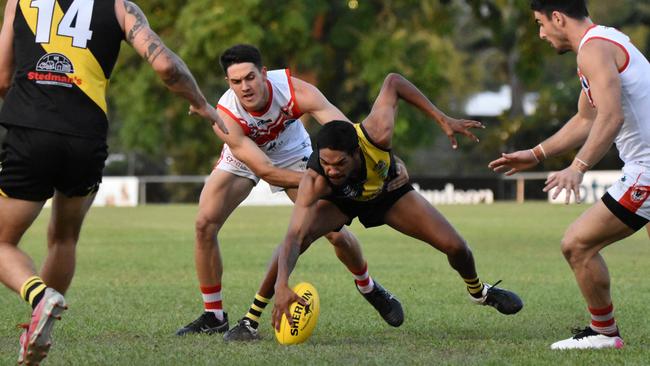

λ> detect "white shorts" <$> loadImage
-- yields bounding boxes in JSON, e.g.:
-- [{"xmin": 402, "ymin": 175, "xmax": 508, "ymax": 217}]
[
  {"xmin": 214, "ymin": 143, "xmax": 312, "ymax": 193},
  {"xmin": 603, "ymin": 163, "xmax": 650, "ymax": 230}
]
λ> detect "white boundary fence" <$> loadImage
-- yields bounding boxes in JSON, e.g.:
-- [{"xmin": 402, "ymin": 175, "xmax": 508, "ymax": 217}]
[
  {"xmin": 98, "ymin": 176, "xmax": 498, "ymax": 206},
  {"xmin": 503, "ymin": 171, "xmax": 621, "ymax": 204},
  {"xmin": 92, "ymin": 171, "xmax": 622, "ymax": 207}
]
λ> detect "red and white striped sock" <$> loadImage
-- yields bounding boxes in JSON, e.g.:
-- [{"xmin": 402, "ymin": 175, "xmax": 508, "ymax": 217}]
[
  {"xmin": 589, "ymin": 303, "xmax": 618, "ymax": 336},
  {"xmin": 201, "ymin": 284, "xmax": 224, "ymax": 321},
  {"xmin": 351, "ymin": 263, "xmax": 374, "ymax": 294}
]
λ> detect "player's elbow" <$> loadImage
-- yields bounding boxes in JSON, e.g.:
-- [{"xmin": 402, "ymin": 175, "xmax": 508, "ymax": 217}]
[
  {"xmin": 602, "ymin": 110, "xmax": 625, "ymax": 130},
  {"xmin": 151, "ymin": 51, "xmax": 182, "ymax": 83},
  {"xmin": 383, "ymin": 73, "xmax": 404, "ymax": 87},
  {"xmin": 153, "ymin": 58, "xmax": 177, "ymax": 81}
]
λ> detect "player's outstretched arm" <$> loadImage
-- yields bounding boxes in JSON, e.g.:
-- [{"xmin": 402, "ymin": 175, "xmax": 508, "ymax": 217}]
[
  {"xmin": 489, "ymin": 52, "xmax": 599, "ymax": 178},
  {"xmin": 216, "ymin": 110, "xmax": 303, "ymax": 188},
  {"xmin": 291, "ymin": 77, "xmax": 351, "ymax": 125},
  {"xmin": 363, "ymin": 73, "xmax": 484, "ymax": 150},
  {"xmin": 0, "ymin": 0, "xmax": 17, "ymax": 98},
  {"xmin": 488, "ymin": 92, "xmax": 595, "ymax": 176},
  {"xmin": 115, "ymin": 0, "xmax": 228, "ymax": 134},
  {"xmin": 272, "ymin": 170, "xmax": 329, "ymax": 330}
]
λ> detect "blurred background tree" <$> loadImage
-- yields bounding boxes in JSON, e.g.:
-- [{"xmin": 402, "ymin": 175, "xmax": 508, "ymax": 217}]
[
  {"xmin": 1, "ymin": 0, "xmax": 648, "ymax": 179},
  {"xmin": 109, "ymin": 0, "xmax": 477, "ymax": 175}
]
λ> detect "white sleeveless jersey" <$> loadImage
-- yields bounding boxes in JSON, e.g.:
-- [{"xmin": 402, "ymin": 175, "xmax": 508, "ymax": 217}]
[
  {"xmin": 217, "ymin": 69, "xmax": 310, "ymax": 160},
  {"xmin": 578, "ymin": 25, "xmax": 650, "ymax": 165}
]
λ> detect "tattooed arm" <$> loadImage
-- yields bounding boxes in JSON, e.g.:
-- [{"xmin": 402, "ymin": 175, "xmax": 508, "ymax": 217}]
[{"xmin": 114, "ymin": 0, "xmax": 228, "ymax": 134}]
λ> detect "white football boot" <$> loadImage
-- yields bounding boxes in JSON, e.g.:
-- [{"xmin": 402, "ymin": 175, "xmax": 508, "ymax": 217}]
[{"xmin": 551, "ymin": 327, "xmax": 624, "ymax": 350}]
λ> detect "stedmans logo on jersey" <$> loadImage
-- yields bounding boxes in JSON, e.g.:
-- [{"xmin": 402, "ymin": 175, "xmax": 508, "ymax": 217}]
[{"xmin": 28, "ymin": 53, "xmax": 82, "ymax": 88}]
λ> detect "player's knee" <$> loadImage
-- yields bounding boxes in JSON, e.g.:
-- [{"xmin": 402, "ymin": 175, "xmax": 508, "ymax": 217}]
[
  {"xmin": 439, "ymin": 236, "xmax": 470, "ymax": 257},
  {"xmin": 47, "ymin": 228, "xmax": 80, "ymax": 248},
  {"xmin": 447, "ymin": 242, "xmax": 471, "ymax": 260},
  {"xmin": 324, "ymin": 231, "xmax": 347, "ymax": 247},
  {"xmin": 560, "ymin": 234, "xmax": 582, "ymax": 263},
  {"xmin": 195, "ymin": 215, "xmax": 223, "ymax": 237}
]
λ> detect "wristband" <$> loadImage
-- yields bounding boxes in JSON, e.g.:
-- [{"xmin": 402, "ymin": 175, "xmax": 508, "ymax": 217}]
[
  {"xmin": 538, "ymin": 144, "xmax": 547, "ymax": 159},
  {"xmin": 571, "ymin": 158, "xmax": 590, "ymax": 174},
  {"xmin": 531, "ymin": 144, "xmax": 546, "ymax": 162}
]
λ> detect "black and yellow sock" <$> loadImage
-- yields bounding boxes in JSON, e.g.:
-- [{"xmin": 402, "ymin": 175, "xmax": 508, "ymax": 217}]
[
  {"xmin": 464, "ymin": 276, "xmax": 484, "ymax": 298},
  {"xmin": 20, "ymin": 276, "xmax": 47, "ymax": 309},
  {"xmin": 244, "ymin": 293, "xmax": 270, "ymax": 329}
]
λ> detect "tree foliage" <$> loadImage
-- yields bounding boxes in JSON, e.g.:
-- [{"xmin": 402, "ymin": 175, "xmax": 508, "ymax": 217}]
[
  {"xmin": 1, "ymin": 1, "xmax": 648, "ymax": 175},
  {"xmin": 108, "ymin": 0, "xmax": 479, "ymax": 173}
]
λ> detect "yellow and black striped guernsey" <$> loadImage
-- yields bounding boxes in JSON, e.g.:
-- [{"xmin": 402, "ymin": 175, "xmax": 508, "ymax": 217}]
[
  {"xmin": 0, "ymin": 0, "xmax": 123, "ymax": 139},
  {"xmin": 308, "ymin": 123, "xmax": 397, "ymax": 201}
]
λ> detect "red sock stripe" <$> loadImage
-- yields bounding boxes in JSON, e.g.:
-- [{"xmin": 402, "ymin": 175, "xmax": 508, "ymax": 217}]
[
  {"xmin": 588, "ymin": 304, "xmax": 614, "ymax": 316},
  {"xmin": 351, "ymin": 263, "xmax": 368, "ymax": 277},
  {"xmin": 355, "ymin": 278, "xmax": 370, "ymax": 287},
  {"xmin": 591, "ymin": 318, "xmax": 616, "ymax": 328},
  {"xmin": 205, "ymin": 301, "xmax": 223, "ymax": 310},
  {"xmin": 200, "ymin": 284, "xmax": 221, "ymax": 294}
]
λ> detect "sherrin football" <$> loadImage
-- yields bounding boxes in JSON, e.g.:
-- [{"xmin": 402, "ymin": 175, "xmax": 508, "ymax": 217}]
[{"xmin": 274, "ymin": 282, "xmax": 320, "ymax": 345}]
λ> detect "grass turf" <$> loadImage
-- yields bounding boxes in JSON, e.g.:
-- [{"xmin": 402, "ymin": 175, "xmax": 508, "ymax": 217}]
[{"xmin": 1, "ymin": 203, "xmax": 649, "ymax": 365}]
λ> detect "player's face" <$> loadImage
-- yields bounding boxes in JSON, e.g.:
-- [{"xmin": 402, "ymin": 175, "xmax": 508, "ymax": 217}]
[
  {"xmin": 226, "ymin": 63, "xmax": 268, "ymax": 111},
  {"xmin": 319, "ymin": 148, "xmax": 359, "ymax": 186},
  {"xmin": 534, "ymin": 11, "xmax": 571, "ymax": 54}
]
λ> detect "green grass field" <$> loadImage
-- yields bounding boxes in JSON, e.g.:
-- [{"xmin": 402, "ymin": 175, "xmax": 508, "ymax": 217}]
[{"xmin": 1, "ymin": 203, "xmax": 649, "ymax": 365}]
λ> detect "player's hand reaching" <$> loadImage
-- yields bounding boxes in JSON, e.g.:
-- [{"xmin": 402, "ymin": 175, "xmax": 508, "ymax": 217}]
[
  {"xmin": 438, "ymin": 116, "xmax": 484, "ymax": 149},
  {"xmin": 488, "ymin": 150, "xmax": 539, "ymax": 176},
  {"xmin": 189, "ymin": 103, "xmax": 229, "ymax": 135},
  {"xmin": 386, "ymin": 160, "xmax": 409, "ymax": 191},
  {"xmin": 543, "ymin": 166, "xmax": 584, "ymax": 204},
  {"xmin": 272, "ymin": 284, "xmax": 307, "ymax": 331}
]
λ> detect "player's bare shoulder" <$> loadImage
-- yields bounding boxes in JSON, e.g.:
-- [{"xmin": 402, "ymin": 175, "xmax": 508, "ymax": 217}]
[{"xmin": 578, "ymin": 39, "xmax": 623, "ymax": 74}]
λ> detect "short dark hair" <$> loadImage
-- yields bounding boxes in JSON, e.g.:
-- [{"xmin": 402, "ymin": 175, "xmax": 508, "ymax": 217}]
[
  {"xmin": 219, "ymin": 44, "xmax": 263, "ymax": 75},
  {"xmin": 530, "ymin": 0, "xmax": 589, "ymax": 19},
  {"xmin": 315, "ymin": 121, "xmax": 359, "ymax": 156}
]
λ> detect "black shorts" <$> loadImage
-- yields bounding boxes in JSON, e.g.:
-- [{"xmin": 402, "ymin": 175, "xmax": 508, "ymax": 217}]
[
  {"xmin": 602, "ymin": 192, "xmax": 649, "ymax": 231},
  {"xmin": 324, "ymin": 184, "xmax": 414, "ymax": 228},
  {"xmin": 0, "ymin": 126, "xmax": 107, "ymax": 201}
]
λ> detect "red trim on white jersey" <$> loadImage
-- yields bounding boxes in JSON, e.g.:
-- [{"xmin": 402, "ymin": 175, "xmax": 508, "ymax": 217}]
[
  {"xmin": 285, "ymin": 69, "xmax": 302, "ymax": 116},
  {"xmin": 252, "ymin": 111, "xmax": 295, "ymax": 145},
  {"xmin": 215, "ymin": 69, "xmax": 309, "ymax": 156},
  {"xmin": 217, "ymin": 104, "xmax": 250, "ymax": 135},
  {"xmin": 582, "ymin": 37, "xmax": 631, "ymax": 73},
  {"xmin": 580, "ymin": 24, "xmax": 598, "ymax": 40},
  {"xmin": 249, "ymin": 80, "xmax": 274, "ymax": 117}
]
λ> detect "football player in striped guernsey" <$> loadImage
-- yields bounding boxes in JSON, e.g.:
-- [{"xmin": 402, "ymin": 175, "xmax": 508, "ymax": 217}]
[
  {"xmin": 268, "ymin": 73, "xmax": 523, "ymax": 338},
  {"xmin": 0, "ymin": 1, "xmax": 227, "ymax": 364}
]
